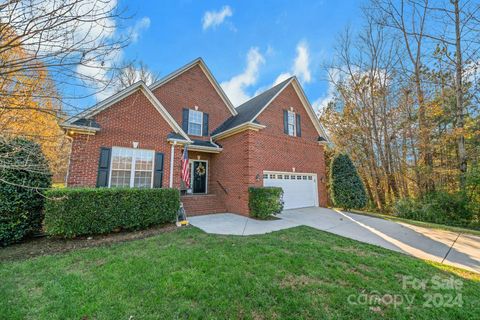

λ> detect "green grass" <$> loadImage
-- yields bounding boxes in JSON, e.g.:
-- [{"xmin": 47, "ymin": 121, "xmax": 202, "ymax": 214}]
[
  {"xmin": 1, "ymin": 226, "xmax": 479, "ymax": 319},
  {"xmin": 345, "ymin": 208, "xmax": 480, "ymax": 237}
]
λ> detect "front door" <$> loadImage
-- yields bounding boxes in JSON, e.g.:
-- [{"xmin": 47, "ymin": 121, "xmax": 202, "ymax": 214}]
[{"xmin": 192, "ymin": 160, "xmax": 207, "ymax": 194}]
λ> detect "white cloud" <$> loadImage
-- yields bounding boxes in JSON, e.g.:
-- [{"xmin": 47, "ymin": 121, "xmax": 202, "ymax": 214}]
[
  {"xmin": 268, "ymin": 41, "xmax": 313, "ymax": 90},
  {"xmin": 221, "ymin": 47, "xmax": 265, "ymax": 106},
  {"xmin": 293, "ymin": 41, "xmax": 312, "ymax": 83},
  {"xmin": 129, "ymin": 17, "xmax": 151, "ymax": 42},
  {"xmin": 202, "ymin": 6, "xmax": 233, "ymax": 30}
]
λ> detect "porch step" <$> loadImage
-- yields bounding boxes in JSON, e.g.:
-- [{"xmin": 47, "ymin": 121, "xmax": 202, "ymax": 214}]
[{"xmin": 181, "ymin": 194, "xmax": 226, "ymax": 216}]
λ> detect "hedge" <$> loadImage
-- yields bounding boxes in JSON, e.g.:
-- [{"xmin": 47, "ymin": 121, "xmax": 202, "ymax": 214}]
[
  {"xmin": 44, "ymin": 188, "xmax": 180, "ymax": 238},
  {"xmin": 249, "ymin": 187, "xmax": 284, "ymax": 219},
  {"xmin": 1, "ymin": 138, "xmax": 51, "ymax": 246}
]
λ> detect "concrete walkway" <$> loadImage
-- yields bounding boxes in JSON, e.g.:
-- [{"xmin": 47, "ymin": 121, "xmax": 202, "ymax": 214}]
[{"xmin": 189, "ymin": 207, "xmax": 480, "ymax": 274}]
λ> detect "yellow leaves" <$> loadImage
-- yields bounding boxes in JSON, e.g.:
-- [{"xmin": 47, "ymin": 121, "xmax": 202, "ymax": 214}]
[
  {"xmin": 426, "ymin": 102, "xmax": 444, "ymax": 118},
  {"xmin": 0, "ymin": 25, "xmax": 69, "ymax": 178}
]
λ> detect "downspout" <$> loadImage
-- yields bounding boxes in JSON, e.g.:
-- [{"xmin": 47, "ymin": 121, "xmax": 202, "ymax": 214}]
[{"xmin": 169, "ymin": 141, "xmax": 176, "ymax": 188}]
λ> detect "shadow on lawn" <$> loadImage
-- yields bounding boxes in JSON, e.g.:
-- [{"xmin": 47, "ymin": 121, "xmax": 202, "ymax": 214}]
[{"xmin": 0, "ymin": 223, "xmax": 176, "ymax": 261}]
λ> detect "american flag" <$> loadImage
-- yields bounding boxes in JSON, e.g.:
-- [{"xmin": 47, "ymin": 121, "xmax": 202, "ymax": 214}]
[{"xmin": 181, "ymin": 146, "xmax": 190, "ymax": 188}]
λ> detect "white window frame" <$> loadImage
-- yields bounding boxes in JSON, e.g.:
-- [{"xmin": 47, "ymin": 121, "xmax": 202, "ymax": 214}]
[
  {"xmin": 108, "ymin": 147, "xmax": 155, "ymax": 188},
  {"xmin": 287, "ymin": 110, "xmax": 296, "ymax": 136},
  {"xmin": 188, "ymin": 109, "xmax": 203, "ymax": 136}
]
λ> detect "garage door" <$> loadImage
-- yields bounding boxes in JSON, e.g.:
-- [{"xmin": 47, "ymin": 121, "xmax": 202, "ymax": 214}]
[{"xmin": 263, "ymin": 171, "xmax": 318, "ymax": 210}]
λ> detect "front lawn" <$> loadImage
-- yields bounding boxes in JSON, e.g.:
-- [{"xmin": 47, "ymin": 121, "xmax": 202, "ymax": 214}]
[{"xmin": 1, "ymin": 226, "xmax": 479, "ymax": 319}]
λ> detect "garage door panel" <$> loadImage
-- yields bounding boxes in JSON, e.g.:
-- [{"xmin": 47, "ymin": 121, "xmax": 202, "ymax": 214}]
[{"xmin": 263, "ymin": 172, "xmax": 318, "ymax": 210}]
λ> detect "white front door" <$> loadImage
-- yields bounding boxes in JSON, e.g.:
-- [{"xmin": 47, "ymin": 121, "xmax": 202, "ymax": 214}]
[{"xmin": 263, "ymin": 171, "xmax": 318, "ymax": 210}]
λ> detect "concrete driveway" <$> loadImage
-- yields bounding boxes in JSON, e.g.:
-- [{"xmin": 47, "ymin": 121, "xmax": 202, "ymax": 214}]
[{"xmin": 189, "ymin": 207, "xmax": 480, "ymax": 274}]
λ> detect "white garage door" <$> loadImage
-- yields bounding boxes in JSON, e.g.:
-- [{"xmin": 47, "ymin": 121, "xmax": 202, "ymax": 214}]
[{"xmin": 263, "ymin": 171, "xmax": 318, "ymax": 210}]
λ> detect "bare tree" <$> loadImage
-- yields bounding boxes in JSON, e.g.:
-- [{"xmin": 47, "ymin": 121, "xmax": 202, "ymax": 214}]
[
  {"xmin": 114, "ymin": 60, "xmax": 160, "ymax": 91},
  {"xmin": 0, "ymin": 0, "xmax": 130, "ymax": 187},
  {"xmin": 371, "ymin": 0, "xmax": 435, "ymax": 194}
]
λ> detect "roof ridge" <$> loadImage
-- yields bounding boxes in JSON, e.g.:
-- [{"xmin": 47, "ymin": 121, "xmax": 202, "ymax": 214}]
[{"xmin": 236, "ymin": 76, "xmax": 293, "ymax": 111}]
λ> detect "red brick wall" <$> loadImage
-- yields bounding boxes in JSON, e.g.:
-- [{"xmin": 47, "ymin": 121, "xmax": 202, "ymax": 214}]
[
  {"xmin": 210, "ymin": 131, "xmax": 252, "ymax": 215},
  {"xmin": 252, "ymin": 84, "xmax": 328, "ymax": 207},
  {"xmin": 67, "ymin": 89, "xmax": 180, "ymax": 188},
  {"xmin": 152, "ymin": 64, "xmax": 233, "ymax": 141},
  {"xmin": 211, "ymin": 84, "xmax": 328, "ymax": 215}
]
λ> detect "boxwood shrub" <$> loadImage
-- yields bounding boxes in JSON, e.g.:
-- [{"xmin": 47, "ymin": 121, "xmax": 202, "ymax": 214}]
[
  {"xmin": 249, "ymin": 187, "xmax": 284, "ymax": 219},
  {"xmin": 44, "ymin": 188, "xmax": 180, "ymax": 238}
]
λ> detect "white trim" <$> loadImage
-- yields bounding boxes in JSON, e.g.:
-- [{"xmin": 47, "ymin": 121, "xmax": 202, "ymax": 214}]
[
  {"xmin": 187, "ymin": 109, "xmax": 203, "ymax": 136},
  {"xmin": 169, "ymin": 142, "xmax": 176, "ymax": 188},
  {"xmin": 263, "ymin": 170, "xmax": 319, "ymax": 208},
  {"xmin": 108, "ymin": 147, "xmax": 155, "ymax": 188},
  {"xmin": 150, "ymin": 58, "xmax": 237, "ymax": 116},
  {"xmin": 190, "ymin": 159, "xmax": 208, "ymax": 194},
  {"xmin": 247, "ymin": 77, "xmax": 330, "ymax": 142},
  {"xmin": 167, "ymin": 138, "xmax": 191, "ymax": 145},
  {"xmin": 62, "ymin": 81, "xmax": 192, "ymax": 142},
  {"xmin": 188, "ymin": 145, "xmax": 222, "ymax": 153},
  {"xmin": 211, "ymin": 122, "xmax": 266, "ymax": 140}
]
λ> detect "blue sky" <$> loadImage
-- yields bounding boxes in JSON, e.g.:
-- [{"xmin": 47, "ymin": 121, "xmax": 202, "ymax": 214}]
[{"xmin": 89, "ymin": 0, "xmax": 363, "ymax": 112}]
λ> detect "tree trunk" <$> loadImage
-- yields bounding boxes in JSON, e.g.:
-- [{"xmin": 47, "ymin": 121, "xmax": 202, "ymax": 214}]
[{"xmin": 453, "ymin": 0, "xmax": 467, "ymax": 191}]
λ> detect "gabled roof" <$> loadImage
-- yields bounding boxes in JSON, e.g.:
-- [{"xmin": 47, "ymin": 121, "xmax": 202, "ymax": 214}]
[
  {"xmin": 149, "ymin": 57, "xmax": 237, "ymax": 116},
  {"xmin": 62, "ymin": 81, "xmax": 191, "ymax": 141},
  {"xmin": 211, "ymin": 76, "xmax": 330, "ymax": 142},
  {"xmin": 211, "ymin": 77, "xmax": 293, "ymax": 135}
]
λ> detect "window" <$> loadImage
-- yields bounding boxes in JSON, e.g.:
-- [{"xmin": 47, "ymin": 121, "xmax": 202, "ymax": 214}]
[
  {"xmin": 110, "ymin": 147, "xmax": 154, "ymax": 188},
  {"xmin": 270, "ymin": 174, "xmax": 276, "ymax": 179},
  {"xmin": 263, "ymin": 174, "xmax": 268, "ymax": 179},
  {"xmin": 287, "ymin": 111, "xmax": 296, "ymax": 136},
  {"xmin": 188, "ymin": 110, "xmax": 203, "ymax": 136}
]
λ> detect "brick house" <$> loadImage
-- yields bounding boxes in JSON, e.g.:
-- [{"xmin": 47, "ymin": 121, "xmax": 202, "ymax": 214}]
[{"xmin": 62, "ymin": 58, "xmax": 329, "ymax": 216}]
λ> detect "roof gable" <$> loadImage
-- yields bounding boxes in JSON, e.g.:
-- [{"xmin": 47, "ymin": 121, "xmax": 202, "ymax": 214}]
[
  {"xmin": 212, "ymin": 77, "xmax": 329, "ymax": 141},
  {"xmin": 63, "ymin": 81, "xmax": 191, "ymax": 141},
  {"xmin": 211, "ymin": 77, "xmax": 292, "ymax": 135},
  {"xmin": 150, "ymin": 58, "xmax": 237, "ymax": 116}
]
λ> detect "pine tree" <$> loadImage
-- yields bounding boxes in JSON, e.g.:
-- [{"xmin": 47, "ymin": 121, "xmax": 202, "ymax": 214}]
[{"xmin": 330, "ymin": 153, "xmax": 367, "ymax": 210}]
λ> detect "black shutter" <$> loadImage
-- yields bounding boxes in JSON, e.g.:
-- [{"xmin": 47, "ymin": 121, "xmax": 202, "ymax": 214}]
[
  {"xmin": 96, "ymin": 147, "xmax": 111, "ymax": 187},
  {"xmin": 283, "ymin": 110, "xmax": 288, "ymax": 134},
  {"xmin": 202, "ymin": 113, "xmax": 209, "ymax": 136},
  {"xmin": 153, "ymin": 152, "xmax": 164, "ymax": 188},
  {"xmin": 296, "ymin": 114, "xmax": 301, "ymax": 137},
  {"xmin": 182, "ymin": 108, "xmax": 189, "ymax": 132}
]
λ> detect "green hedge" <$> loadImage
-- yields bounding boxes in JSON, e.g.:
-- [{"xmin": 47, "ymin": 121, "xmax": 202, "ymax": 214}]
[
  {"xmin": 44, "ymin": 188, "xmax": 180, "ymax": 238},
  {"xmin": 394, "ymin": 191, "xmax": 478, "ymax": 229},
  {"xmin": 1, "ymin": 138, "xmax": 51, "ymax": 246},
  {"xmin": 249, "ymin": 187, "xmax": 284, "ymax": 219}
]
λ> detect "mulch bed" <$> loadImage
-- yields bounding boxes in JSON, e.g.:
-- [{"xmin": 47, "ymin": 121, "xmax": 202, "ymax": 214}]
[{"xmin": 0, "ymin": 224, "xmax": 177, "ymax": 262}]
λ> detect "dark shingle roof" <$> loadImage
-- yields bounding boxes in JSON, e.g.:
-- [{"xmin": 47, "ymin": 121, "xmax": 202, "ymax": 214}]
[
  {"xmin": 211, "ymin": 77, "xmax": 293, "ymax": 135},
  {"xmin": 71, "ymin": 118, "xmax": 101, "ymax": 129},
  {"xmin": 167, "ymin": 132, "xmax": 188, "ymax": 141},
  {"xmin": 191, "ymin": 140, "xmax": 219, "ymax": 148}
]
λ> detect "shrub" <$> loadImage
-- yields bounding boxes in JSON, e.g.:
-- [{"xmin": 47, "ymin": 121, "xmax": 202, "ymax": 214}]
[
  {"xmin": 249, "ymin": 187, "xmax": 284, "ymax": 219},
  {"xmin": 394, "ymin": 191, "xmax": 477, "ymax": 228},
  {"xmin": 0, "ymin": 138, "xmax": 51, "ymax": 246},
  {"xmin": 329, "ymin": 153, "xmax": 367, "ymax": 210},
  {"xmin": 44, "ymin": 188, "xmax": 180, "ymax": 238}
]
